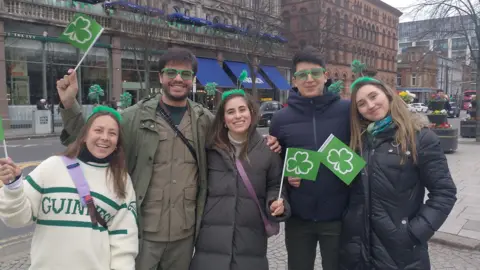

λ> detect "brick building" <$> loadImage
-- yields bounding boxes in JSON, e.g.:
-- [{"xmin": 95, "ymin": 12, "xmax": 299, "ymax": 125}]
[{"xmin": 281, "ymin": 0, "xmax": 402, "ymax": 97}]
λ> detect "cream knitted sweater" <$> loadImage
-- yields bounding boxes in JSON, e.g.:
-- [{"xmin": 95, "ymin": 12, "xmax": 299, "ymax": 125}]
[{"xmin": 0, "ymin": 156, "xmax": 138, "ymax": 270}]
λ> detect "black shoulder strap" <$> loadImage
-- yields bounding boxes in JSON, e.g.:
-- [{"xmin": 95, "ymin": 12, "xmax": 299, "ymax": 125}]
[{"xmin": 156, "ymin": 105, "xmax": 198, "ymax": 163}]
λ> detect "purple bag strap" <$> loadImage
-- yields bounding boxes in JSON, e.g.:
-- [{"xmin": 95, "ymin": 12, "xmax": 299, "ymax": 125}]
[
  {"xmin": 61, "ymin": 156, "xmax": 108, "ymax": 229},
  {"xmin": 61, "ymin": 156, "xmax": 91, "ymax": 207},
  {"xmin": 235, "ymin": 159, "xmax": 270, "ymax": 226}
]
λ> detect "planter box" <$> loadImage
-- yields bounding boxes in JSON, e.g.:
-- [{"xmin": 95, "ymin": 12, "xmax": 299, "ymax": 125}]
[
  {"xmin": 431, "ymin": 128, "xmax": 458, "ymax": 153},
  {"xmin": 429, "ymin": 101, "xmax": 446, "ymax": 111},
  {"xmin": 427, "ymin": 114, "xmax": 448, "ymax": 125},
  {"xmin": 460, "ymin": 120, "xmax": 477, "ymax": 138}
]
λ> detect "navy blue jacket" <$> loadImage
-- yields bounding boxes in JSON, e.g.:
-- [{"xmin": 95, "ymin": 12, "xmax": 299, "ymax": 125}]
[{"xmin": 270, "ymin": 88, "xmax": 351, "ymax": 222}]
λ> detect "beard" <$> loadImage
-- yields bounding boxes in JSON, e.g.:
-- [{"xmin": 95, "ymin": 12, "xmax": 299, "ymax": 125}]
[{"xmin": 163, "ymin": 82, "xmax": 191, "ymax": 102}]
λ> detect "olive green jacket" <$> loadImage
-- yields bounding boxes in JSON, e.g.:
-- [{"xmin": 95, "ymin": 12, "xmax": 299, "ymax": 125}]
[{"xmin": 59, "ymin": 95, "xmax": 213, "ymax": 243}]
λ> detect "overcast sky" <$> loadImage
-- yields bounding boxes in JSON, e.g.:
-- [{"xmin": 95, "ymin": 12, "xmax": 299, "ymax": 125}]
[{"xmin": 382, "ymin": 0, "xmax": 416, "ymax": 22}]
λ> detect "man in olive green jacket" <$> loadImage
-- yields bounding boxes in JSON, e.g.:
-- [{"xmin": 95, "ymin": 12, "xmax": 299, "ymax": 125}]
[{"xmin": 56, "ymin": 48, "xmax": 279, "ymax": 270}]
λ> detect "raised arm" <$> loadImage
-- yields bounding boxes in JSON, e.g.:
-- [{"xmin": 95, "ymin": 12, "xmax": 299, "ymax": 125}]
[{"xmin": 56, "ymin": 69, "xmax": 86, "ymax": 146}]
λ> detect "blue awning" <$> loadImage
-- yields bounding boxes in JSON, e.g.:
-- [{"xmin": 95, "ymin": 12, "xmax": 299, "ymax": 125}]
[
  {"xmin": 224, "ymin": 61, "xmax": 272, "ymax": 89},
  {"xmin": 260, "ymin": 65, "xmax": 291, "ymax": 90},
  {"xmin": 196, "ymin": 58, "xmax": 235, "ymax": 88}
]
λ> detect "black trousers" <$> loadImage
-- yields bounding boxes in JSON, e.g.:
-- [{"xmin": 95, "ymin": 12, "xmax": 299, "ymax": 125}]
[{"xmin": 285, "ymin": 217, "xmax": 342, "ymax": 270}]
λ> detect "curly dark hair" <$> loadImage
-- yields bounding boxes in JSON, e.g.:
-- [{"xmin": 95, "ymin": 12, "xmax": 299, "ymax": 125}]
[{"xmin": 158, "ymin": 47, "xmax": 198, "ymax": 74}]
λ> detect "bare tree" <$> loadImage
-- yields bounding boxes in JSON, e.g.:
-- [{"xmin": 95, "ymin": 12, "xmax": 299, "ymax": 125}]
[
  {"xmin": 226, "ymin": 0, "xmax": 284, "ymax": 101},
  {"xmin": 109, "ymin": 0, "xmax": 166, "ymax": 100}
]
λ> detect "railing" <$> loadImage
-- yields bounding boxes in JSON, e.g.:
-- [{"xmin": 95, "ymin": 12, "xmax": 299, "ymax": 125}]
[
  {"xmin": 8, "ymin": 105, "xmax": 94, "ymax": 129},
  {"xmin": 3, "ymin": 0, "xmax": 291, "ymax": 58}
]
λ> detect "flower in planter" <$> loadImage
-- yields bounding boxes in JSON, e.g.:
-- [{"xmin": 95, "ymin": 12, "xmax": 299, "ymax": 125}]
[
  {"xmin": 399, "ymin": 91, "xmax": 414, "ymax": 104},
  {"xmin": 429, "ymin": 122, "xmax": 452, "ymax": 129},
  {"xmin": 431, "ymin": 109, "xmax": 447, "ymax": 115},
  {"xmin": 429, "ymin": 92, "xmax": 448, "ymax": 102}
]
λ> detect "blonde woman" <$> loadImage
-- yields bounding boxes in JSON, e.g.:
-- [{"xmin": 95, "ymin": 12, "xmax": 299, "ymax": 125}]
[{"xmin": 339, "ymin": 77, "xmax": 457, "ymax": 270}]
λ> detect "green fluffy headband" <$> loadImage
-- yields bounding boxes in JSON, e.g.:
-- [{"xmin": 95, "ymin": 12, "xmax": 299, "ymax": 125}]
[
  {"xmin": 350, "ymin": 76, "xmax": 382, "ymax": 93},
  {"xmin": 221, "ymin": 89, "xmax": 246, "ymax": 101},
  {"xmin": 86, "ymin": 105, "xmax": 122, "ymax": 123}
]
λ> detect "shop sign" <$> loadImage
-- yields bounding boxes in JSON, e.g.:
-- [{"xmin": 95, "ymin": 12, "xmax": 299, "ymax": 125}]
[{"xmin": 243, "ymin": 77, "xmax": 264, "ymax": 84}]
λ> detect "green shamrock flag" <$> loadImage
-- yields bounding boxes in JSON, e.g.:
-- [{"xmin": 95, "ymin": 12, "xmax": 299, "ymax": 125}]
[
  {"xmin": 318, "ymin": 134, "xmax": 366, "ymax": 185},
  {"xmin": 0, "ymin": 116, "xmax": 4, "ymax": 141},
  {"xmin": 283, "ymin": 148, "xmax": 322, "ymax": 181},
  {"xmin": 60, "ymin": 13, "xmax": 104, "ymax": 51}
]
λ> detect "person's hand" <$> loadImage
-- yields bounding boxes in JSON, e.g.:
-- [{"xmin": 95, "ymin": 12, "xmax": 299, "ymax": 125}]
[
  {"xmin": 56, "ymin": 69, "xmax": 78, "ymax": 109},
  {"xmin": 270, "ymin": 198, "xmax": 285, "ymax": 216},
  {"xmin": 0, "ymin": 158, "xmax": 21, "ymax": 185},
  {"xmin": 265, "ymin": 135, "xmax": 281, "ymax": 153},
  {"xmin": 288, "ymin": 177, "xmax": 301, "ymax": 188}
]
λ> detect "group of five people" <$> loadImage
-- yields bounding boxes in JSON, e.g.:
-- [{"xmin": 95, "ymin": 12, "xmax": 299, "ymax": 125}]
[{"xmin": 0, "ymin": 46, "xmax": 456, "ymax": 270}]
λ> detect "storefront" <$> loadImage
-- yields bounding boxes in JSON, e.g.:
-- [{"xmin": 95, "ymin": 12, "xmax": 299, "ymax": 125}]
[{"xmin": 4, "ymin": 21, "xmax": 113, "ymax": 105}]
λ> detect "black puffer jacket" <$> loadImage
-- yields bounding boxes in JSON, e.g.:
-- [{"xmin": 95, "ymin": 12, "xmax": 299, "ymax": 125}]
[
  {"xmin": 339, "ymin": 127, "xmax": 457, "ymax": 270},
  {"xmin": 189, "ymin": 131, "xmax": 291, "ymax": 270}
]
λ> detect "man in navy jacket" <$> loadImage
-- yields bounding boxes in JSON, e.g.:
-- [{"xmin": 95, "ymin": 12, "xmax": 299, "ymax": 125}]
[{"xmin": 270, "ymin": 47, "xmax": 350, "ymax": 270}]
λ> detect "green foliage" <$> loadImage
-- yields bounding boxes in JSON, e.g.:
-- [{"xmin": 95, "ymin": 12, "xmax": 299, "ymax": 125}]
[
  {"xmin": 351, "ymin": 60, "xmax": 367, "ymax": 76},
  {"xmin": 120, "ymin": 92, "xmax": 133, "ymax": 108},
  {"xmin": 88, "ymin": 84, "xmax": 104, "ymax": 104},
  {"xmin": 328, "ymin": 81, "xmax": 344, "ymax": 94},
  {"xmin": 205, "ymin": 82, "xmax": 218, "ymax": 96}
]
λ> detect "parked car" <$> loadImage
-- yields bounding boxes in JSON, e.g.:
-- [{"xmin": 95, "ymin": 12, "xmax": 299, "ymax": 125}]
[
  {"xmin": 411, "ymin": 103, "xmax": 428, "ymax": 113},
  {"xmin": 447, "ymin": 102, "xmax": 461, "ymax": 118},
  {"xmin": 258, "ymin": 101, "xmax": 283, "ymax": 127}
]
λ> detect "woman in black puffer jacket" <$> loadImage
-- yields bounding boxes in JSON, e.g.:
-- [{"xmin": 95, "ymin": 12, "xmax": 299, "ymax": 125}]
[{"xmin": 340, "ymin": 77, "xmax": 457, "ymax": 270}]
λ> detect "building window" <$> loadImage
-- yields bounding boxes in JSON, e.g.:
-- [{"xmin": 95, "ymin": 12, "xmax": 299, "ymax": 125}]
[
  {"xmin": 184, "ymin": 9, "xmax": 190, "ymax": 16},
  {"xmin": 173, "ymin": 6, "xmax": 181, "ymax": 13},
  {"xmin": 411, "ymin": 73, "xmax": 417, "ymax": 86},
  {"xmin": 213, "ymin": 16, "xmax": 220, "ymax": 24},
  {"xmin": 397, "ymin": 74, "xmax": 401, "ymax": 86}
]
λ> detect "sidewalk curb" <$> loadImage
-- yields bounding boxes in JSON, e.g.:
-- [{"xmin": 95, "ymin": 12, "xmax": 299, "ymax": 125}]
[
  {"xmin": 5, "ymin": 133, "xmax": 60, "ymax": 141},
  {"xmin": 430, "ymin": 231, "xmax": 480, "ymax": 251}
]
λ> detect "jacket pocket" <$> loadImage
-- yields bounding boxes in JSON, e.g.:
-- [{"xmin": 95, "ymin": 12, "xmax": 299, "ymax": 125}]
[
  {"xmin": 142, "ymin": 189, "xmax": 164, "ymax": 232},
  {"xmin": 183, "ymin": 186, "xmax": 197, "ymax": 230}
]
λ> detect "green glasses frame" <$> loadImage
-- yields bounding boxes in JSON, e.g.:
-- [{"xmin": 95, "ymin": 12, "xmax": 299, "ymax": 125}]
[
  {"xmin": 161, "ymin": 68, "xmax": 194, "ymax": 80},
  {"xmin": 293, "ymin": 68, "xmax": 326, "ymax": 80}
]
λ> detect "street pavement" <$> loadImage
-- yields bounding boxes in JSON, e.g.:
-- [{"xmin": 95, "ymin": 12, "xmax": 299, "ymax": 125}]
[{"xmin": 2, "ymin": 122, "xmax": 480, "ymax": 269}]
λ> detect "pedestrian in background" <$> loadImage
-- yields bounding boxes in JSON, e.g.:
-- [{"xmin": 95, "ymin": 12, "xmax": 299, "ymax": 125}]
[
  {"xmin": 0, "ymin": 106, "xmax": 138, "ymax": 270},
  {"xmin": 340, "ymin": 77, "xmax": 457, "ymax": 269},
  {"xmin": 190, "ymin": 90, "xmax": 290, "ymax": 270}
]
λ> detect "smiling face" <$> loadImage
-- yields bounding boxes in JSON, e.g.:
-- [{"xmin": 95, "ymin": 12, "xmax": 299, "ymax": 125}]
[
  {"xmin": 224, "ymin": 96, "xmax": 252, "ymax": 138},
  {"xmin": 293, "ymin": 62, "xmax": 326, "ymax": 97},
  {"xmin": 159, "ymin": 61, "xmax": 194, "ymax": 102},
  {"xmin": 355, "ymin": 84, "xmax": 390, "ymax": 122},
  {"xmin": 84, "ymin": 115, "xmax": 119, "ymax": 159}
]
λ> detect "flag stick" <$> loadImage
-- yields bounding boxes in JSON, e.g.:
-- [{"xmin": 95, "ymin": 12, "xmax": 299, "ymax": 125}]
[
  {"xmin": 73, "ymin": 28, "xmax": 105, "ymax": 72},
  {"xmin": 277, "ymin": 148, "xmax": 289, "ymax": 200},
  {"xmin": 2, "ymin": 139, "xmax": 8, "ymax": 159}
]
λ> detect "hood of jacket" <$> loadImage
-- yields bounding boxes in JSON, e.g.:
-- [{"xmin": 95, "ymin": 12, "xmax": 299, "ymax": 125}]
[{"xmin": 287, "ymin": 87, "xmax": 341, "ymax": 115}]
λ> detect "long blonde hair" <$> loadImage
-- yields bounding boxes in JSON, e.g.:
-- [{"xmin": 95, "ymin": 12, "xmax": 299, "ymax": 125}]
[{"xmin": 349, "ymin": 80, "xmax": 427, "ymax": 164}]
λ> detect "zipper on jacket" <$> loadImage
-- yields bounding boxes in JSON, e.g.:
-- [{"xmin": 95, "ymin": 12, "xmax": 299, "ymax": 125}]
[
  {"xmin": 311, "ymin": 100, "xmax": 318, "ymax": 148},
  {"xmin": 366, "ymin": 147, "xmax": 375, "ymax": 267}
]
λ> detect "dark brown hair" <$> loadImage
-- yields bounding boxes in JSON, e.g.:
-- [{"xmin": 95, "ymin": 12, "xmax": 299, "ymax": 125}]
[
  {"xmin": 350, "ymin": 80, "xmax": 420, "ymax": 164},
  {"xmin": 209, "ymin": 93, "xmax": 259, "ymax": 160},
  {"xmin": 62, "ymin": 112, "xmax": 128, "ymax": 198}
]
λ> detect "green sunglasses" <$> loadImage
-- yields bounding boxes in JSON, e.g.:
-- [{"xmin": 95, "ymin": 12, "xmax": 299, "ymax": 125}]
[
  {"xmin": 293, "ymin": 68, "xmax": 326, "ymax": 80},
  {"xmin": 161, "ymin": 68, "xmax": 194, "ymax": 80}
]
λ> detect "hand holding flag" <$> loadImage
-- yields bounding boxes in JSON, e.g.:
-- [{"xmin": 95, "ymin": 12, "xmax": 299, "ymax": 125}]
[{"xmin": 318, "ymin": 134, "xmax": 366, "ymax": 185}]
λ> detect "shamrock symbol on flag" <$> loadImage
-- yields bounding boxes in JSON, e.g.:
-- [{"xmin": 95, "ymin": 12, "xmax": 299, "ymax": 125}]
[
  {"xmin": 63, "ymin": 16, "xmax": 92, "ymax": 44},
  {"xmin": 326, "ymin": 148, "xmax": 354, "ymax": 175},
  {"xmin": 286, "ymin": 151, "xmax": 314, "ymax": 175}
]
